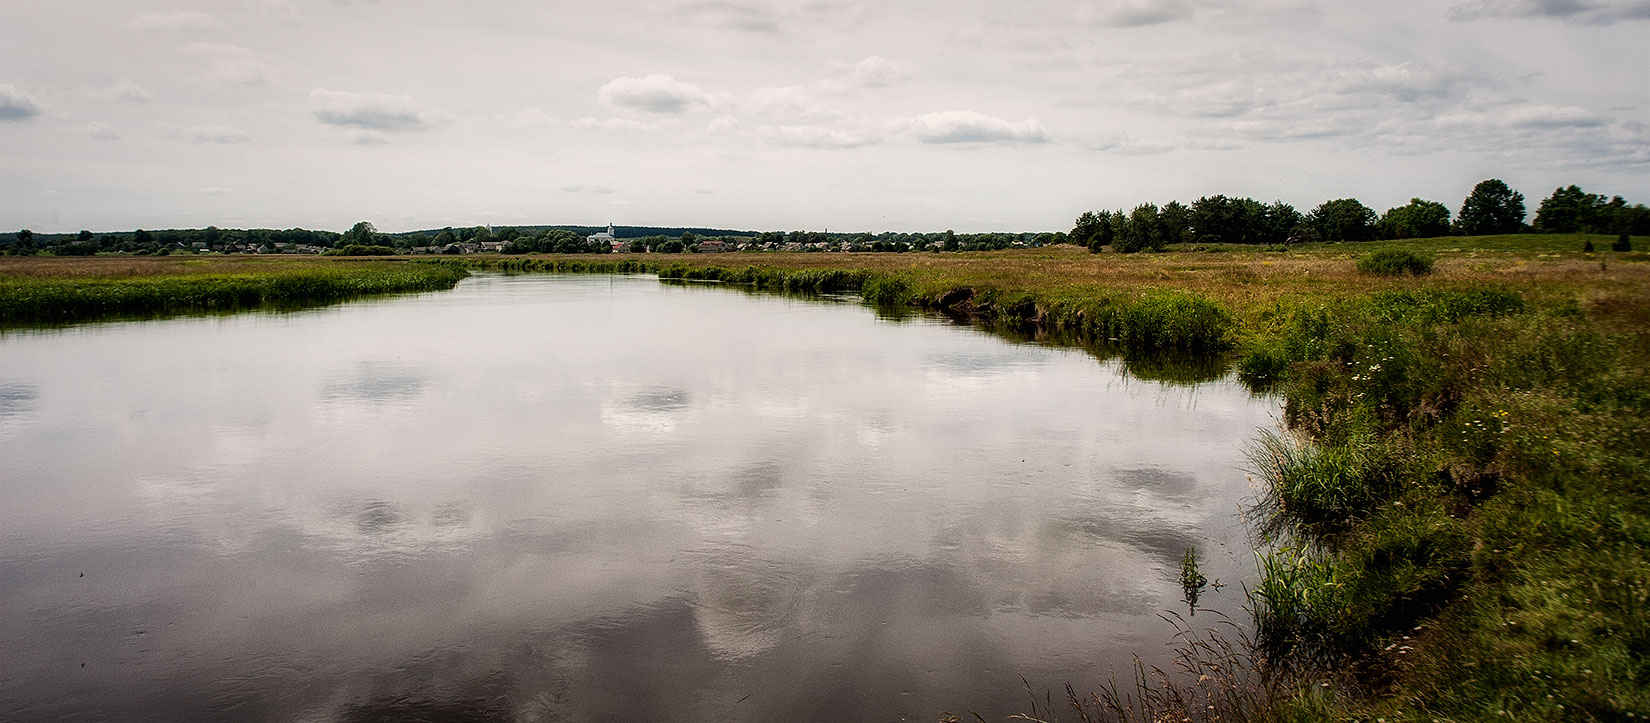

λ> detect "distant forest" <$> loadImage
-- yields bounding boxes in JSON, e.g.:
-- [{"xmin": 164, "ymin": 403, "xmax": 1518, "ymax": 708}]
[
  {"xmin": 2, "ymin": 222, "xmax": 1065, "ymax": 256},
  {"xmin": 1070, "ymin": 179, "xmax": 1650, "ymax": 253},
  {"xmin": 6, "ymin": 179, "xmax": 1646, "ymax": 257}
]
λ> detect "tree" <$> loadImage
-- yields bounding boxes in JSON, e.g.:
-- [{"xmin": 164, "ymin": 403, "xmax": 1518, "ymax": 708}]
[
  {"xmin": 1072, "ymin": 211, "xmax": 1104, "ymax": 250},
  {"xmin": 1306, "ymin": 199, "xmax": 1377, "ymax": 242},
  {"xmin": 1159, "ymin": 201, "xmax": 1191, "ymax": 245},
  {"xmin": 341, "ymin": 221, "xmax": 382, "ymax": 247},
  {"xmin": 1115, "ymin": 203, "xmax": 1163, "ymax": 253},
  {"xmin": 1190, "ymin": 195, "xmax": 1270, "ymax": 244},
  {"xmin": 1263, "ymin": 201, "xmax": 1302, "ymax": 243},
  {"xmin": 1533, "ymin": 185, "xmax": 1606, "ymax": 233},
  {"xmin": 1613, "ymin": 233, "xmax": 1633, "ymax": 252},
  {"xmin": 1458, "ymin": 179, "xmax": 1525, "ymax": 235},
  {"xmin": 1378, "ymin": 198, "xmax": 1451, "ymax": 239}
]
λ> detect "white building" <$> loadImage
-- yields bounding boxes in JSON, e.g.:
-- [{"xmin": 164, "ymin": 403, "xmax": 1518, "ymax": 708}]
[{"xmin": 587, "ymin": 224, "xmax": 617, "ymax": 246}]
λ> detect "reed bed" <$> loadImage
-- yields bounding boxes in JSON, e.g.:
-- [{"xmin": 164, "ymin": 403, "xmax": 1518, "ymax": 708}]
[{"xmin": 0, "ymin": 260, "xmax": 466, "ymax": 326}]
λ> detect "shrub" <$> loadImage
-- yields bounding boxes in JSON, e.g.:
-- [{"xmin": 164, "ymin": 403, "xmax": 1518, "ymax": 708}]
[
  {"xmin": 325, "ymin": 244, "xmax": 397, "ymax": 256},
  {"xmin": 1357, "ymin": 248, "xmax": 1433, "ymax": 276},
  {"xmin": 1584, "ymin": 239, "xmax": 1595, "ymax": 252},
  {"xmin": 1613, "ymin": 233, "xmax": 1632, "ymax": 252}
]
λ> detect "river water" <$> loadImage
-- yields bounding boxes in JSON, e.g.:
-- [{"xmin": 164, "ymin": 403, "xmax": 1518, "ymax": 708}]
[{"xmin": 0, "ymin": 273, "xmax": 1277, "ymax": 722}]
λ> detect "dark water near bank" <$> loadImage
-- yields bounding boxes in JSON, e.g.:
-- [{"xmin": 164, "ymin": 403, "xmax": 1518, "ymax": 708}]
[{"xmin": 0, "ymin": 274, "xmax": 1276, "ymax": 722}]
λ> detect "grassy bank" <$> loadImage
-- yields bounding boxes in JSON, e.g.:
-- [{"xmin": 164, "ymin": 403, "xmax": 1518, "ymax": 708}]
[
  {"xmin": 0, "ymin": 257, "xmax": 468, "ymax": 327},
  {"xmin": 476, "ymin": 238, "xmax": 1647, "ymax": 720}
]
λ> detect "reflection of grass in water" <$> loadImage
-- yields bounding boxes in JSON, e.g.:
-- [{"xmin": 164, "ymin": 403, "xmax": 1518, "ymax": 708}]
[{"xmin": 1181, "ymin": 547, "xmax": 1208, "ymax": 610}]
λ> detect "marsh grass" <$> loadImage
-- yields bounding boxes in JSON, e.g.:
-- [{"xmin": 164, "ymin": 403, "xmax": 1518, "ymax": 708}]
[
  {"xmin": 950, "ymin": 613, "xmax": 1335, "ymax": 723},
  {"xmin": 0, "ymin": 259, "xmax": 466, "ymax": 326}
]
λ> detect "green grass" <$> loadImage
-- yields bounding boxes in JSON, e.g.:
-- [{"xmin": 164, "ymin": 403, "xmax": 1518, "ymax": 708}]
[{"xmin": 0, "ymin": 261, "xmax": 467, "ymax": 326}]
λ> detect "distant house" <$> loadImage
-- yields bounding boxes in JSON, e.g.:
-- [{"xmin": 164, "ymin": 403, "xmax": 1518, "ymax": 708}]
[
  {"xmin": 696, "ymin": 239, "xmax": 726, "ymax": 253},
  {"xmin": 612, "ymin": 240, "xmax": 636, "ymax": 253},
  {"xmin": 587, "ymin": 224, "xmax": 617, "ymax": 246}
]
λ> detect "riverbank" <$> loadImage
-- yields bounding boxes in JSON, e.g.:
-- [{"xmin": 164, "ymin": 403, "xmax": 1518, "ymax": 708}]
[
  {"xmin": 0, "ymin": 257, "xmax": 468, "ymax": 327},
  {"xmin": 459, "ymin": 239, "xmax": 1650, "ymax": 720}
]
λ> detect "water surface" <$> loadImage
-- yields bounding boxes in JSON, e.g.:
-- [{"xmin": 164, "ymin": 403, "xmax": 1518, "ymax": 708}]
[{"xmin": 0, "ymin": 273, "xmax": 1276, "ymax": 722}]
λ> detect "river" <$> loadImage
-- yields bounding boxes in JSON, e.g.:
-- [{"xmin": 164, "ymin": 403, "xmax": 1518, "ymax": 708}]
[{"xmin": 0, "ymin": 273, "xmax": 1277, "ymax": 722}]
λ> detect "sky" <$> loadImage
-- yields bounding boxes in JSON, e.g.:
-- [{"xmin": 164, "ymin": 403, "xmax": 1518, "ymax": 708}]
[{"xmin": 0, "ymin": 0, "xmax": 1646, "ymax": 234}]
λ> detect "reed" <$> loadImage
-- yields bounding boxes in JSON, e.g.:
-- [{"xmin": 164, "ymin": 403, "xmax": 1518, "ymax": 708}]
[{"xmin": 0, "ymin": 261, "xmax": 466, "ymax": 326}]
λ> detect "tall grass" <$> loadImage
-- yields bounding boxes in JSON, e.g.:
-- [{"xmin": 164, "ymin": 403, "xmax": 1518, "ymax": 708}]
[{"xmin": 0, "ymin": 262, "xmax": 467, "ymax": 326}]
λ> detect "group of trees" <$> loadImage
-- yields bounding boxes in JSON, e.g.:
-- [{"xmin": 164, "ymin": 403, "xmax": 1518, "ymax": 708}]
[
  {"xmin": 1071, "ymin": 179, "xmax": 1649, "ymax": 253},
  {"xmin": 1533, "ymin": 185, "xmax": 1650, "ymax": 235},
  {"xmin": 2, "ymin": 226, "xmax": 343, "ymax": 256}
]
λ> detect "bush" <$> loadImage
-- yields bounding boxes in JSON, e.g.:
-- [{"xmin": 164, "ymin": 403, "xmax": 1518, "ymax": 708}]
[
  {"xmin": 1613, "ymin": 233, "xmax": 1632, "ymax": 252},
  {"xmin": 1584, "ymin": 239, "xmax": 1595, "ymax": 252},
  {"xmin": 1357, "ymin": 248, "xmax": 1434, "ymax": 276},
  {"xmin": 326, "ymin": 244, "xmax": 397, "ymax": 256}
]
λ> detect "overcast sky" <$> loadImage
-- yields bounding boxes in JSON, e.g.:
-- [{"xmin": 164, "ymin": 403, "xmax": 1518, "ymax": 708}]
[{"xmin": 1, "ymin": 0, "xmax": 1646, "ymax": 234}]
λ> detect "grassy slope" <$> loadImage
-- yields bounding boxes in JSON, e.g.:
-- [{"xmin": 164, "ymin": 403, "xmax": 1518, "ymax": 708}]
[
  {"xmin": 0, "ymin": 256, "xmax": 468, "ymax": 326},
  {"xmin": 471, "ymin": 235, "xmax": 1649, "ymax": 720}
]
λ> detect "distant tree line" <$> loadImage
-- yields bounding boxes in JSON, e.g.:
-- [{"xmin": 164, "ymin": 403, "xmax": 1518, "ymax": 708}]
[
  {"xmin": 0, "ymin": 221, "xmax": 1073, "ymax": 256},
  {"xmin": 1070, "ymin": 179, "xmax": 1650, "ymax": 253}
]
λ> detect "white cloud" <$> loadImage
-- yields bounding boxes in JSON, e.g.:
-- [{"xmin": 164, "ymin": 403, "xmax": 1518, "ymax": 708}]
[
  {"xmin": 0, "ymin": 84, "xmax": 42, "ymax": 121},
  {"xmin": 818, "ymin": 55, "xmax": 909, "ymax": 93},
  {"xmin": 676, "ymin": 2, "xmax": 782, "ymax": 32},
  {"xmin": 500, "ymin": 108, "xmax": 557, "ymax": 129},
  {"xmin": 707, "ymin": 114, "xmax": 741, "ymax": 133},
  {"xmin": 84, "ymin": 78, "xmax": 158, "ymax": 104},
  {"xmin": 129, "ymin": 10, "xmax": 219, "ymax": 32},
  {"xmin": 1437, "ymin": 104, "xmax": 1608, "ymax": 129},
  {"xmin": 1073, "ymin": 0, "xmax": 1196, "ymax": 26},
  {"xmin": 597, "ymin": 74, "xmax": 715, "ymax": 114},
  {"xmin": 897, "ymin": 111, "xmax": 1050, "ymax": 144},
  {"xmin": 350, "ymin": 131, "xmax": 391, "ymax": 145},
  {"xmin": 79, "ymin": 121, "xmax": 120, "ymax": 141},
  {"xmin": 1085, "ymin": 133, "xmax": 1179, "ymax": 155},
  {"xmin": 757, "ymin": 123, "xmax": 880, "ymax": 149},
  {"xmin": 1449, "ymin": 0, "xmax": 1650, "ymax": 23},
  {"xmin": 161, "ymin": 123, "xmax": 251, "ymax": 143},
  {"xmin": 196, "ymin": 186, "xmax": 234, "ymax": 195},
  {"xmin": 310, "ymin": 89, "xmax": 449, "ymax": 131},
  {"xmin": 674, "ymin": 1, "xmax": 874, "ymax": 33},
  {"xmin": 745, "ymin": 85, "xmax": 834, "ymax": 120},
  {"xmin": 184, "ymin": 42, "xmax": 280, "ymax": 86},
  {"xmin": 1330, "ymin": 62, "xmax": 1477, "ymax": 103},
  {"xmin": 570, "ymin": 116, "xmax": 654, "ymax": 132},
  {"xmin": 561, "ymin": 184, "xmax": 617, "ymax": 194}
]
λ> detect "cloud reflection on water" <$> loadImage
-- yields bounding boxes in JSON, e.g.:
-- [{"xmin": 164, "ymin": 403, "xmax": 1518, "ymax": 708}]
[{"xmin": 0, "ymin": 275, "xmax": 1277, "ymax": 723}]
